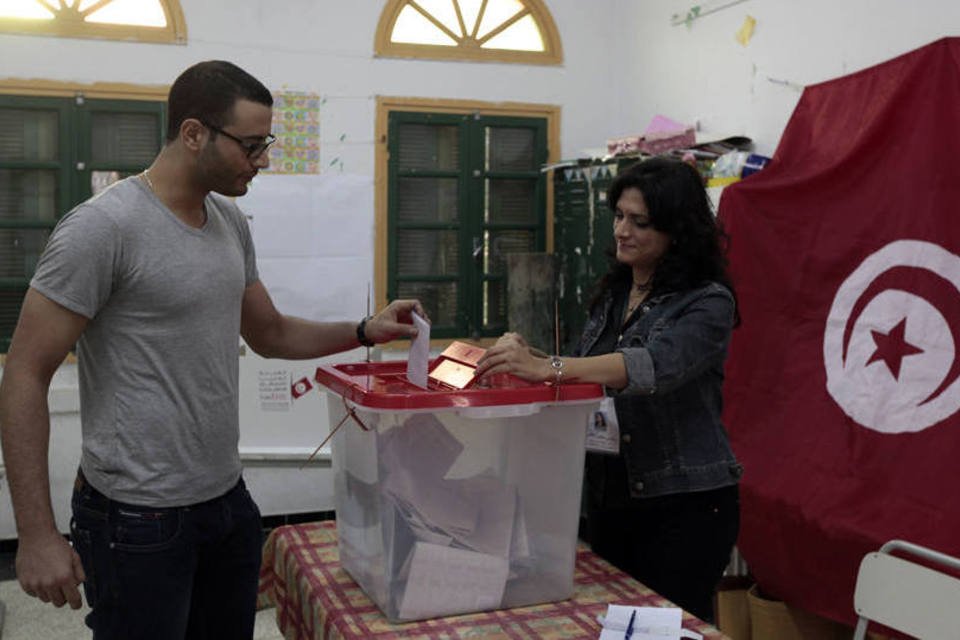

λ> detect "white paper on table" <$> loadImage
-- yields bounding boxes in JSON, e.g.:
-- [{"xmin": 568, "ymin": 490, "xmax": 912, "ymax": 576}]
[
  {"xmin": 597, "ymin": 604, "xmax": 698, "ymax": 640},
  {"xmin": 397, "ymin": 541, "xmax": 509, "ymax": 620},
  {"xmin": 406, "ymin": 311, "xmax": 430, "ymax": 388}
]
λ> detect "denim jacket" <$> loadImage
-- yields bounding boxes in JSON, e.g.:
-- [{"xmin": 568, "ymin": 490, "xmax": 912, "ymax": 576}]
[{"xmin": 574, "ymin": 281, "xmax": 742, "ymax": 499}]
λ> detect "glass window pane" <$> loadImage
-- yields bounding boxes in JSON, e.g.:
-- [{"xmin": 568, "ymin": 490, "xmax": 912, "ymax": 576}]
[
  {"xmin": 481, "ymin": 14, "xmax": 544, "ymax": 51},
  {"xmin": 486, "ymin": 178, "xmax": 535, "ymax": 224},
  {"xmin": 91, "ymin": 112, "xmax": 159, "ymax": 165},
  {"xmin": 486, "ymin": 127, "xmax": 535, "ymax": 172},
  {"xmin": 391, "ymin": 5, "xmax": 458, "ymax": 45},
  {"xmin": 91, "ymin": 170, "xmax": 120, "ymax": 195},
  {"xmin": 413, "ymin": 0, "xmax": 462, "ymax": 35},
  {"xmin": 0, "ymin": 169, "xmax": 58, "ymax": 221},
  {"xmin": 458, "ymin": 0, "xmax": 484, "ymax": 36},
  {"xmin": 83, "ymin": 0, "xmax": 167, "ymax": 27},
  {"xmin": 0, "ymin": 228, "xmax": 51, "ymax": 279},
  {"xmin": 483, "ymin": 279, "xmax": 506, "ymax": 328},
  {"xmin": 398, "ymin": 177, "xmax": 459, "ymax": 223},
  {"xmin": 484, "ymin": 229, "xmax": 535, "ymax": 275},
  {"xmin": 0, "ymin": 0, "xmax": 55, "ymax": 19},
  {"xmin": 398, "ymin": 124, "xmax": 459, "ymax": 171},
  {"xmin": 476, "ymin": 0, "xmax": 524, "ymax": 39},
  {"xmin": 0, "ymin": 287, "xmax": 28, "ymax": 343},
  {"xmin": 397, "ymin": 230, "xmax": 459, "ymax": 276},
  {"xmin": 0, "ymin": 108, "xmax": 59, "ymax": 162},
  {"xmin": 397, "ymin": 281, "xmax": 458, "ymax": 326},
  {"xmin": 90, "ymin": 170, "xmax": 139, "ymax": 195}
]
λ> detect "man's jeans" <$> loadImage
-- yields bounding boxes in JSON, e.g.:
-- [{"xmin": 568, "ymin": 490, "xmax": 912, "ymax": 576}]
[{"xmin": 70, "ymin": 470, "xmax": 263, "ymax": 639}]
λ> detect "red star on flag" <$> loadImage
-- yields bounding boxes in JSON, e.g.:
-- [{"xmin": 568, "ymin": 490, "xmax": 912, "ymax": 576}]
[{"xmin": 866, "ymin": 317, "xmax": 924, "ymax": 379}]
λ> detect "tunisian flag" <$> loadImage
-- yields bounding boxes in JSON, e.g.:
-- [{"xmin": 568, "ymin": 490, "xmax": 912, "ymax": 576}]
[{"xmin": 719, "ymin": 37, "xmax": 960, "ymax": 625}]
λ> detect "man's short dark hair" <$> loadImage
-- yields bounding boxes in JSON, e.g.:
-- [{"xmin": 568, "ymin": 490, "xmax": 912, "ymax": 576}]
[{"xmin": 166, "ymin": 60, "xmax": 273, "ymax": 142}]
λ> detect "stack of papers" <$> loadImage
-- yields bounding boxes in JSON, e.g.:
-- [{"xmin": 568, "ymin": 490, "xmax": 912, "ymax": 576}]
[
  {"xmin": 597, "ymin": 605, "xmax": 703, "ymax": 639},
  {"xmin": 375, "ymin": 412, "xmax": 531, "ymax": 618}
]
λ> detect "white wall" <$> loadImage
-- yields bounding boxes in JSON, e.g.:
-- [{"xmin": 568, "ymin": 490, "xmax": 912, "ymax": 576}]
[
  {"xmin": 0, "ymin": 0, "xmax": 625, "ymax": 536},
  {"xmin": 1, "ymin": 0, "xmax": 957, "ymax": 533},
  {"xmin": 614, "ymin": 0, "xmax": 960, "ymax": 157},
  {"xmin": 0, "ymin": 0, "xmax": 621, "ymax": 166}
]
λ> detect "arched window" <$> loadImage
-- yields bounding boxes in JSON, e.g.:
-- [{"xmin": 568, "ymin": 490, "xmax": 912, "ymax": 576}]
[
  {"xmin": 375, "ymin": 0, "xmax": 562, "ymax": 65},
  {"xmin": 0, "ymin": 0, "xmax": 187, "ymax": 44}
]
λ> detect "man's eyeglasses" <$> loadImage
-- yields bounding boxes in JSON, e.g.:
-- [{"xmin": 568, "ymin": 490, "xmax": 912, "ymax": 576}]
[{"xmin": 202, "ymin": 121, "xmax": 277, "ymax": 159}]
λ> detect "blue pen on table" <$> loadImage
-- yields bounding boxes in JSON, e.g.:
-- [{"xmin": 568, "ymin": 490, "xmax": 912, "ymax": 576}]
[{"xmin": 624, "ymin": 608, "xmax": 636, "ymax": 639}]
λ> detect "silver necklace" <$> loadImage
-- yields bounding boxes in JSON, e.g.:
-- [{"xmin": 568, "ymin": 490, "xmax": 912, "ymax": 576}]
[{"xmin": 141, "ymin": 168, "xmax": 157, "ymax": 194}]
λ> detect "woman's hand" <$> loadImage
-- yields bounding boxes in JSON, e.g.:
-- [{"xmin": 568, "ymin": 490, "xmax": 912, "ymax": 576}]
[
  {"xmin": 495, "ymin": 332, "xmax": 528, "ymax": 349},
  {"xmin": 476, "ymin": 333, "xmax": 551, "ymax": 383}
]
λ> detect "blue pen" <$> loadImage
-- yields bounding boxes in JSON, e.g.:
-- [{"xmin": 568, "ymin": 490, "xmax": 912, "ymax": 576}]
[{"xmin": 624, "ymin": 608, "xmax": 636, "ymax": 639}]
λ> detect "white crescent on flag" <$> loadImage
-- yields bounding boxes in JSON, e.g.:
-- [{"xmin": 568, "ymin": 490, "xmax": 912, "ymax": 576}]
[{"xmin": 824, "ymin": 240, "xmax": 960, "ymax": 433}]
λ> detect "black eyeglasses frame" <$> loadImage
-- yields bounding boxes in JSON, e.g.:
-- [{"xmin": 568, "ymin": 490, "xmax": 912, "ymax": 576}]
[{"xmin": 201, "ymin": 121, "xmax": 277, "ymax": 159}]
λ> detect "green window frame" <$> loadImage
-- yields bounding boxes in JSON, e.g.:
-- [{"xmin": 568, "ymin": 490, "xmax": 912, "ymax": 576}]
[
  {"xmin": 0, "ymin": 95, "xmax": 165, "ymax": 350},
  {"xmin": 386, "ymin": 111, "xmax": 547, "ymax": 339}
]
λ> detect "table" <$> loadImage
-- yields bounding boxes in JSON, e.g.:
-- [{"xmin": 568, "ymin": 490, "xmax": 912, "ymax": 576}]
[{"xmin": 258, "ymin": 521, "xmax": 731, "ymax": 640}]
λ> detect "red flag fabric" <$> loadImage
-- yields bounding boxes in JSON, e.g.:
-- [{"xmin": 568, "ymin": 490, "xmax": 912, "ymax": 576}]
[
  {"xmin": 291, "ymin": 375, "xmax": 313, "ymax": 400},
  {"xmin": 719, "ymin": 37, "xmax": 960, "ymax": 626}
]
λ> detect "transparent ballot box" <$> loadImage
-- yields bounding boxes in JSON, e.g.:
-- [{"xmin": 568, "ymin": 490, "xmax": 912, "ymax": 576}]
[{"xmin": 314, "ymin": 356, "xmax": 603, "ymax": 622}]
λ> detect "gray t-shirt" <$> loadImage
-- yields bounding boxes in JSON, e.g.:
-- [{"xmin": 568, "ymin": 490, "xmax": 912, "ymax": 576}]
[{"xmin": 31, "ymin": 176, "xmax": 259, "ymax": 507}]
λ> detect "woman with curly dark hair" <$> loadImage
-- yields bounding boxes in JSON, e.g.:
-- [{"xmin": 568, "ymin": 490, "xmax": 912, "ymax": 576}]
[{"xmin": 477, "ymin": 157, "xmax": 741, "ymax": 622}]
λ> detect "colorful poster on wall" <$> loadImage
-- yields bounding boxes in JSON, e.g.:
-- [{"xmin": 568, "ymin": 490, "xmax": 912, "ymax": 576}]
[{"xmin": 264, "ymin": 91, "xmax": 321, "ymax": 174}]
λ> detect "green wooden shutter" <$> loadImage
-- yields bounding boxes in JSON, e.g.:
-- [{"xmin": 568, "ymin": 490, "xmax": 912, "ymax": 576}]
[
  {"xmin": 387, "ymin": 110, "xmax": 547, "ymax": 340},
  {"xmin": 474, "ymin": 116, "xmax": 547, "ymax": 336},
  {"xmin": 0, "ymin": 96, "xmax": 71, "ymax": 347},
  {"xmin": 0, "ymin": 95, "xmax": 164, "ymax": 350},
  {"xmin": 388, "ymin": 112, "xmax": 470, "ymax": 337}
]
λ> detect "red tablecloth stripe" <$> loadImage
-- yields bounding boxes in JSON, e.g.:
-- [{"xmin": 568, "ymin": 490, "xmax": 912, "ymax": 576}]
[{"xmin": 258, "ymin": 521, "xmax": 730, "ymax": 640}]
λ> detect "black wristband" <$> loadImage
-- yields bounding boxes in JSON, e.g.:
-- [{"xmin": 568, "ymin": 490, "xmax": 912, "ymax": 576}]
[{"xmin": 356, "ymin": 316, "xmax": 375, "ymax": 347}]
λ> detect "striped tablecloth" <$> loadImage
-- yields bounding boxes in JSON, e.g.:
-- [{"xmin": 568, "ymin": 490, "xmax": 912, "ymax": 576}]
[{"xmin": 258, "ymin": 521, "xmax": 730, "ymax": 640}]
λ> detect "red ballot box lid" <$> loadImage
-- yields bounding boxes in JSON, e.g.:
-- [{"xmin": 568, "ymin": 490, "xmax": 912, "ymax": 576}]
[{"xmin": 314, "ymin": 359, "xmax": 603, "ymax": 411}]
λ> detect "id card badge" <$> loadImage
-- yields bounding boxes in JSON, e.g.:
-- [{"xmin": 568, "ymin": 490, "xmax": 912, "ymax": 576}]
[{"xmin": 585, "ymin": 397, "xmax": 620, "ymax": 455}]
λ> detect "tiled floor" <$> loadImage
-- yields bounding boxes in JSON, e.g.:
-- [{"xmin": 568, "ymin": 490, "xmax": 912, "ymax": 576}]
[
  {"xmin": 0, "ymin": 578, "xmax": 283, "ymax": 639},
  {"xmin": 0, "ymin": 547, "xmax": 14, "ymax": 582},
  {"xmin": 0, "ymin": 515, "xmax": 332, "ymax": 640},
  {"xmin": 0, "ymin": 511, "xmax": 333, "ymax": 640}
]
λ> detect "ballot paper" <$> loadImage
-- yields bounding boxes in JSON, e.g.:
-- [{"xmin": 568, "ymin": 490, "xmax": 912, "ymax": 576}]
[
  {"xmin": 397, "ymin": 542, "xmax": 509, "ymax": 620},
  {"xmin": 406, "ymin": 311, "xmax": 430, "ymax": 388},
  {"xmin": 380, "ymin": 414, "xmax": 463, "ymax": 481},
  {"xmin": 450, "ymin": 476, "xmax": 517, "ymax": 557},
  {"xmin": 597, "ymin": 604, "xmax": 702, "ymax": 640}
]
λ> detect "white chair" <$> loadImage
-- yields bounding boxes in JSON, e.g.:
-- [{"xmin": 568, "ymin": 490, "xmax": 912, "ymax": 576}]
[{"xmin": 853, "ymin": 539, "xmax": 960, "ymax": 640}]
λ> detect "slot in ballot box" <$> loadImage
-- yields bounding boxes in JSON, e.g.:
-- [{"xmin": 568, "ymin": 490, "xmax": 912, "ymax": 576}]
[{"xmin": 314, "ymin": 353, "xmax": 603, "ymax": 622}]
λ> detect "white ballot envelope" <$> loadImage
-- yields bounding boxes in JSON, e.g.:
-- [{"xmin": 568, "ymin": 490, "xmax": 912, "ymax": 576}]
[
  {"xmin": 406, "ymin": 310, "xmax": 430, "ymax": 388},
  {"xmin": 397, "ymin": 542, "xmax": 508, "ymax": 619}
]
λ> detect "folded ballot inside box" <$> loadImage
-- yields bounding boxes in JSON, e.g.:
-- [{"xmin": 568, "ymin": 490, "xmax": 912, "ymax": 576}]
[{"xmin": 315, "ymin": 352, "xmax": 603, "ymax": 622}]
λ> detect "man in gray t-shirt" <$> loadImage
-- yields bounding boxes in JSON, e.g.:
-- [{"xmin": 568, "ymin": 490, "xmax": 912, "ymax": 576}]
[{"xmin": 0, "ymin": 61, "xmax": 425, "ymax": 640}]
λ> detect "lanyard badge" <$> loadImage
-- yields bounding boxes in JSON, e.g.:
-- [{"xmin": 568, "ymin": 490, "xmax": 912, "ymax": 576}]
[{"xmin": 585, "ymin": 397, "xmax": 620, "ymax": 455}]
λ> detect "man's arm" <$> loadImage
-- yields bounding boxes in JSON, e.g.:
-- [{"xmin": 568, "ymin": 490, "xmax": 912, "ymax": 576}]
[
  {"xmin": 240, "ymin": 280, "xmax": 426, "ymax": 359},
  {"xmin": 0, "ymin": 288, "xmax": 88, "ymax": 609}
]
